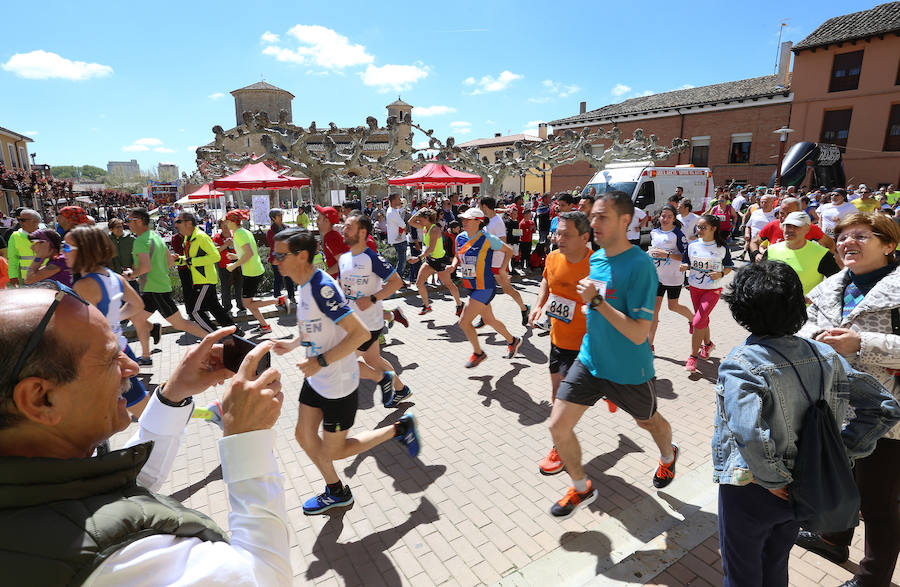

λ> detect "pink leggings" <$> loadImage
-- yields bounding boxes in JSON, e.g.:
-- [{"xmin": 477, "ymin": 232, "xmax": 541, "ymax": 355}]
[{"xmin": 689, "ymin": 286, "xmax": 722, "ymax": 332}]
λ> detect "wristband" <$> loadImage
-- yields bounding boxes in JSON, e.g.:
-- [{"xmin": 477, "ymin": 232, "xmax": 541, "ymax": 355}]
[
  {"xmin": 317, "ymin": 354, "xmax": 329, "ymax": 368},
  {"xmin": 155, "ymin": 381, "xmax": 193, "ymax": 407},
  {"xmin": 370, "ymin": 294, "xmax": 377, "ymax": 304}
]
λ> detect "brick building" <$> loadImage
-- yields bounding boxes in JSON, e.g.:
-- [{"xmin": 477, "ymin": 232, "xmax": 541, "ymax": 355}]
[
  {"xmin": 789, "ymin": 2, "xmax": 900, "ymax": 187},
  {"xmin": 547, "ymin": 74, "xmax": 792, "ymax": 193}
]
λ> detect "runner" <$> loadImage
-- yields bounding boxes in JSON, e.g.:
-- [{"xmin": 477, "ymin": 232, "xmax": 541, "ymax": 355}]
[
  {"xmin": 408, "ymin": 207, "xmax": 463, "ymax": 316},
  {"xmin": 270, "ymin": 228, "xmax": 422, "ymax": 515},
  {"xmin": 547, "ymin": 190, "xmax": 677, "ymax": 519},
  {"xmin": 680, "ymin": 215, "xmax": 734, "ymax": 372},
  {"xmin": 480, "ymin": 197, "xmax": 530, "ymax": 326},
  {"xmin": 315, "ymin": 205, "xmax": 349, "ymax": 279},
  {"xmin": 453, "ymin": 207, "xmax": 522, "ymax": 368},
  {"xmin": 224, "ymin": 209, "xmax": 279, "ymax": 333},
  {"xmin": 338, "ymin": 212, "xmax": 412, "ymax": 408},
  {"xmin": 175, "ymin": 211, "xmax": 235, "ymax": 333},
  {"xmin": 647, "ymin": 205, "xmax": 694, "ymax": 350}
]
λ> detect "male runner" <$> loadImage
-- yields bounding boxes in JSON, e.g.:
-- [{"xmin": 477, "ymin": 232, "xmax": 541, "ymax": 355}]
[
  {"xmin": 175, "ymin": 211, "xmax": 235, "ymax": 332},
  {"xmin": 547, "ymin": 191, "xmax": 677, "ymax": 519},
  {"xmin": 272, "ymin": 228, "xmax": 422, "ymax": 515},
  {"xmin": 480, "ymin": 197, "xmax": 530, "ymax": 326},
  {"xmin": 339, "ymin": 212, "xmax": 412, "ymax": 407}
]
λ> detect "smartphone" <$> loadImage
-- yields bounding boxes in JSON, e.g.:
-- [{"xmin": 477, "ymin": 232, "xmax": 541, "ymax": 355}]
[{"xmin": 223, "ymin": 335, "xmax": 271, "ymax": 375}]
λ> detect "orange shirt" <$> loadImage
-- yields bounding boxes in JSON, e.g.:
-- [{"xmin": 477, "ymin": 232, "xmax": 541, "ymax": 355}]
[
  {"xmin": 543, "ymin": 249, "xmax": 591, "ymax": 350},
  {"xmin": 0, "ymin": 257, "xmax": 8, "ymax": 289}
]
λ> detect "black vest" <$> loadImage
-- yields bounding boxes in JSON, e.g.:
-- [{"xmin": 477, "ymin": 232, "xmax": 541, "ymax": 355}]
[{"xmin": 0, "ymin": 442, "xmax": 228, "ymax": 585}]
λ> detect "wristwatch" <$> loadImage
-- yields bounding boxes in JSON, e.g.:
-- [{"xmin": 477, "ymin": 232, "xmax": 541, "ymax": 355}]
[
  {"xmin": 589, "ymin": 293, "xmax": 605, "ymax": 310},
  {"xmin": 369, "ymin": 294, "xmax": 378, "ymax": 304},
  {"xmin": 316, "ymin": 354, "xmax": 329, "ymax": 368}
]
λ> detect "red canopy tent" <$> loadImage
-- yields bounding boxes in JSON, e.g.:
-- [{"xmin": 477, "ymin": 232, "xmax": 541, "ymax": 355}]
[
  {"xmin": 186, "ymin": 183, "xmax": 225, "ymax": 201},
  {"xmin": 212, "ymin": 162, "xmax": 311, "ymax": 191},
  {"xmin": 388, "ymin": 162, "xmax": 481, "ymax": 187}
]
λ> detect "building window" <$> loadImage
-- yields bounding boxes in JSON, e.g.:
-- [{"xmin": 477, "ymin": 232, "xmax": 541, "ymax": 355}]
[
  {"xmin": 690, "ymin": 136, "xmax": 710, "ymax": 167},
  {"xmin": 729, "ymin": 133, "xmax": 752, "ymax": 164},
  {"xmin": 0, "ymin": 143, "xmax": 5, "ymax": 167},
  {"xmin": 884, "ymin": 105, "xmax": 900, "ymax": 151},
  {"xmin": 829, "ymin": 50, "xmax": 863, "ymax": 92},
  {"xmin": 18, "ymin": 146, "xmax": 27, "ymax": 170},
  {"xmin": 821, "ymin": 109, "xmax": 852, "ymax": 149},
  {"xmin": 7, "ymin": 144, "xmax": 17, "ymax": 168}
]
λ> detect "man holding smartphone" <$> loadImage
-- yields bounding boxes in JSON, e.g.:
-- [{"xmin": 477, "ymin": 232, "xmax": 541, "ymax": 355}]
[{"xmin": 270, "ymin": 228, "xmax": 423, "ymax": 515}]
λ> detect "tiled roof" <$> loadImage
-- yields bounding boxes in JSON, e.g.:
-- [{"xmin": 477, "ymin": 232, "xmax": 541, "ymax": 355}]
[
  {"xmin": 794, "ymin": 2, "xmax": 900, "ymax": 51},
  {"xmin": 231, "ymin": 81, "xmax": 295, "ymax": 97},
  {"xmin": 0, "ymin": 126, "xmax": 34, "ymax": 142},
  {"xmin": 457, "ymin": 133, "xmax": 543, "ymax": 148},
  {"xmin": 387, "ymin": 97, "xmax": 412, "ymax": 108},
  {"xmin": 548, "ymin": 74, "xmax": 790, "ymax": 127}
]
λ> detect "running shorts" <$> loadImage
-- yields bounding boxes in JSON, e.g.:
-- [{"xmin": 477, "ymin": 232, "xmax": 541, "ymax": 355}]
[
  {"xmin": 557, "ymin": 359, "xmax": 657, "ymax": 421},
  {"xmin": 241, "ymin": 274, "xmax": 262, "ymax": 298},
  {"xmin": 358, "ymin": 329, "xmax": 382, "ymax": 352},
  {"xmin": 549, "ymin": 343, "xmax": 579, "ymax": 377},
  {"xmin": 141, "ymin": 291, "xmax": 178, "ymax": 318},
  {"xmin": 467, "ymin": 287, "xmax": 496, "ymax": 305},
  {"xmin": 426, "ymin": 255, "xmax": 450, "ymax": 272},
  {"xmin": 656, "ymin": 284, "xmax": 683, "ymax": 300},
  {"xmin": 299, "ymin": 381, "xmax": 358, "ymax": 432}
]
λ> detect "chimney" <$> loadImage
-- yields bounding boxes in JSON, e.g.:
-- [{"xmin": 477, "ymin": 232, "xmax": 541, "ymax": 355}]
[
  {"xmin": 538, "ymin": 123, "xmax": 548, "ymax": 139},
  {"xmin": 579, "ymin": 101, "xmax": 587, "ymax": 114},
  {"xmin": 494, "ymin": 132, "xmax": 502, "ymax": 138},
  {"xmin": 777, "ymin": 41, "xmax": 793, "ymax": 87}
]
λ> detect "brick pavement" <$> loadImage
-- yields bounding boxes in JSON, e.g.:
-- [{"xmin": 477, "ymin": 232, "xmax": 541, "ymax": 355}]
[{"xmin": 112, "ymin": 267, "xmax": 900, "ymax": 586}]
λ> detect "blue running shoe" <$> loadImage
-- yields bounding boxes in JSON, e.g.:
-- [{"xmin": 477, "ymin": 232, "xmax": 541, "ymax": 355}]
[
  {"xmin": 397, "ymin": 411, "xmax": 421, "ymax": 458},
  {"xmin": 385, "ymin": 386, "xmax": 412, "ymax": 408},
  {"xmin": 302, "ymin": 485, "xmax": 354, "ymax": 515},
  {"xmin": 379, "ymin": 371, "xmax": 395, "ymax": 407}
]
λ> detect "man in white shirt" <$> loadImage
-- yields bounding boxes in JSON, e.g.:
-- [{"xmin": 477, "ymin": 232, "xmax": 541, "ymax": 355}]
[
  {"xmin": 626, "ymin": 205, "xmax": 650, "ymax": 249},
  {"xmin": 0, "ymin": 287, "xmax": 291, "ymax": 585},
  {"xmin": 677, "ymin": 199, "xmax": 701, "ymax": 241},
  {"xmin": 385, "ymin": 193, "xmax": 408, "ymax": 283}
]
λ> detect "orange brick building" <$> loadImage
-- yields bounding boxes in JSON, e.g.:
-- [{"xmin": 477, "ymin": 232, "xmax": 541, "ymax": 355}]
[{"xmin": 548, "ymin": 75, "xmax": 792, "ymax": 193}]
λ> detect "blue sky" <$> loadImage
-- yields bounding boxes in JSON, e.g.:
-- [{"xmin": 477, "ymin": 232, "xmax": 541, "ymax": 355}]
[{"xmin": 0, "ymin": 0, "xmax": 878, "ymax": 178}]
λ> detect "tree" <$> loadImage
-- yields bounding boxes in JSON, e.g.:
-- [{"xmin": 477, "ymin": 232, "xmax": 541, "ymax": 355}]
[
  {"xmin": 81, "ymin": 165, "xmax": 107, "ymax": 181},
  {"xmin": 49, "ymin": 165, "xmax": 79, "ymax": 180},
  {"xmin": 410, "ymin": 124, "xmax": 689, "ymax": 197}
]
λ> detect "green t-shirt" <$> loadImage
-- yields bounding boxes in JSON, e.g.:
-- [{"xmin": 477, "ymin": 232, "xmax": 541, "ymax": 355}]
[
  {"xmin": 233, "ymin": 228, "xmax": 264, "ymax": 277},
  {"xmin": 133, "ymin": 230, "xmax": 172, "ymax": 293}
]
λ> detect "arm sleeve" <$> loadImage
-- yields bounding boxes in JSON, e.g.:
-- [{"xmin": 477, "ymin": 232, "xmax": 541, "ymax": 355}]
[
  {"xmin": 194, "ymin": 235, "xmax": 221, "ymax": 267},
  {"xmin": 817, "ymin": 252, "xmax": 840, "ymax": 277},
  {"xmin": 838, "ymin": 357, "xmax": 900, "ymax": 460},
  {"xmin": 312, "ymin": 278, "xmax": 353, "ymax": 323},
  {"xmin": 675, "ymin": 229, "xmax": 687, "ymax": 256},
  {"xmin": 367, "ymin": 250, "xmax": 396, "ymax": 280},
  {"xmin": 808, "ymin": 224, "xmax": 825, "ymax": 240},
  {"xmin": 722, "ymin": 247, "xmax": 734, "ymax": 268},
  {"xmin": 626, "ymin": 261, "xmax": 658, "ymax": 321},
  {"xmin": 758, "ymin": 223, "xmax": 773, "ymax": 241},
  {"xmin": 485, "ymin": 233, "xmax": 504, "ymax": 250},
  {"xmin": 124, "ymin": 391, "xmax": 195, "ymax": 492}
]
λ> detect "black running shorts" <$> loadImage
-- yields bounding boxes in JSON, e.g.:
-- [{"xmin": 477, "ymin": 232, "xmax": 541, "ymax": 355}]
[
  {"xmin": 656, "ymin": 284, "xmax": 683, "ymax": 300},
  {"xmin": 557, "ymin": 359, "xmax": 657, "ymax": 421},
  {"xmin": 241, "ymin": 274, "xmax": 263, "ymax": 299},
  {"xmin": 548, "ymin": 343, "xmax": 579, "ymax": 377},
  {"xmin": 141, "ymin": 291, "xmax": 178, "ymax": 318},
  {"xmin": 358, "ymin": 329, "xmax": 382, "ymax": 352},
  {"xmin": 299, "ymin": 381, "xmax": 358, "ymax": 433}
]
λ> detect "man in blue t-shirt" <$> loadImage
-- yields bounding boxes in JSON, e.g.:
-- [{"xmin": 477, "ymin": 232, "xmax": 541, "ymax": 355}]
[{"xmin": 546, "ymin": 190, "xmax": 678, "ymax": 519}]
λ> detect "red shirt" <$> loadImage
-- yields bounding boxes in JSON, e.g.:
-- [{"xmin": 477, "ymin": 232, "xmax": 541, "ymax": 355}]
[
  {"xmin": 211, "ymin": 232, "xmax": 232, "ymax": 269},
  {"xmin": 322, "ymin": 229, "xmax": 349, "ymax": 276},
  {"xmin": 758, "ymin": 219, "xmax": 825, "ymax": 244},
  {"xmin": 366, "ymin": 234, "xmax": 378, "ymax": 252},
  {"xmin": 519, "ymin": 218, "xmax": 536, "ymax": 242}
]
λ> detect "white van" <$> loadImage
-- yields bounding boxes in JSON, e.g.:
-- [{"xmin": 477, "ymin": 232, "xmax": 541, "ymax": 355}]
[{"xmin": 582, "ymin": 162, "xmax": 715, "ymax": 224}]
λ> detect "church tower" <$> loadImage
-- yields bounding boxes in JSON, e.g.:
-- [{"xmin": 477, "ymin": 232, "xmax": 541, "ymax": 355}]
[{"xmin": 230, "ymin": 81, "xmax": 295, "ymax": 127}]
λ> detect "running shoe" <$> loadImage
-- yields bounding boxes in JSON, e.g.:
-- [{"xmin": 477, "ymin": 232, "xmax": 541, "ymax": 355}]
[
  {"xmin": 150, "ymin": 322, "xmax": 162, "ymax": 345},
  {"xmin": 418, "ymin": 305, "xmax": 433, "ymax": 315},
  {"xmin": 550, "ymin": 481, "xmax": 597, "ymax": 519},
  {"xmin": 198, "ymin": 401, "xmax": 224, "ymax": 431},
  {"xmin": 684, "ymin": 356, "xmax": 698, "ymax": 373},
  {"xmin": 379, "ymin": 371, "xmax": 395, "ymax": 407},
  {"xmin": 699, "ymin": 342, "xmax": 715, "ymax": 360},
  {"xmin": 539, "ymin": 447, "xmax": 565, "ymax": 475},
  {"xmin": 506, "ymin": 336, "xmax": 522, "ymax": 359},
  {"xmin": 455, "ymin": 303, "xmax": 464, "ymax": 317},
  {"xmin": 257, "ymin": 324, "xmax": 272, "ymax": 334},
  {"xmin": 521, "ymin": 304, "xmax": 531, "ymax": 326},
  {"xmin": 276, "ymin": 295, "xmax": 288, "ymax": 310},
  {"xmin": 474, "ymin": 317, "xmax": 485, "ymax": 328},
  {"xmin": 379, "ymin": 333, "xmax": 386, "ymax": 345},
  {"xmin": 465, "ymin": 352, "xmax": 487, "ymax": 368},
  {"xmin": 392, "ymin": 308, "xmax": 409, "ymax": 328},
  {"xmin": 386, "ymin": 385, "xmax": 412, "ymax": 408},
  {"xmin": 397, "ymin": 411, "xmax": 421, "ymax": 457},
  {"xmin": 652, "ymin": 444, "xmax": 679, "ymax": 489},
  {"xmin": 136, "ymin": 356, "xmax": 153, "ymax": 366},
  {"xmin": 302, "ymin": 485, "xmax": 354, "ymax": 515}
]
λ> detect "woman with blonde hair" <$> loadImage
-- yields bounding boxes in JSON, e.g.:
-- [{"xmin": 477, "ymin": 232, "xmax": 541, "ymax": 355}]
[{"xmin": 409, "ymin": 207, "xmax": 463, "ymax": 316}]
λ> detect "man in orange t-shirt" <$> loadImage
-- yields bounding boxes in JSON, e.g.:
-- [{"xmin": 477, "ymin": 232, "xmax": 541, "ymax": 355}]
[{"xmin": 528, "ymin": 210, "xmax": 593, "ymax": 475}]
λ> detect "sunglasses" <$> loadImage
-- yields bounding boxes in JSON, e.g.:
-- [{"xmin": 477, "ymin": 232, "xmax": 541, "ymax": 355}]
[
  {"xmin": 12, "ymin": 282, "xmax": 90, "ymax": 383},
  {"xmin": 272, "ymin": 250, "xmax": 300, "ymax": 261},
  {"xmin": 62, "ymin": 243, "xmax": 77, "ymax": 253}
]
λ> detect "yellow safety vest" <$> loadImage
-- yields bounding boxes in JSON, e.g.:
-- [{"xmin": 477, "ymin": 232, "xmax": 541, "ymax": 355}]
[
  {"xmin": 8, "ymin": 229, "xmax": 36, "ymax": 281},
  {"xmin": 766, "ymin": 240, "xmax": 830, "ymax": 295}
]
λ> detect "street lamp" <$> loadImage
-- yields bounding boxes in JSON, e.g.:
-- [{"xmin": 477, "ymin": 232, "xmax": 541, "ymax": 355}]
[{"xmin": 773, "ymin": 126, "xmax": 794, "ymax": 188}]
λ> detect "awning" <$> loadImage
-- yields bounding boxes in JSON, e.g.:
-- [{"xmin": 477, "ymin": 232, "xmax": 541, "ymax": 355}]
[
  {"xmin": 388, "ymin": 162, "xmax": 482, "ymax": 186},
  {"xmin": 212, "ymin": 162, "xmax": 311, "ymax": 191}
]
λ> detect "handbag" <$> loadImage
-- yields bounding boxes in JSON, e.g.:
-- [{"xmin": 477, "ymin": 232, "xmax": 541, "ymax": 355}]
[{"xmin": 756, "ymin": 339, "xmax": 860, "ymax": 533}]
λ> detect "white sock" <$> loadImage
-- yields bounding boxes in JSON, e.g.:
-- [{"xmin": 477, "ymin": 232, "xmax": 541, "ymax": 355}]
[
  {"xmin": 572, "ymin": 478, "xmax": 589, "ymax": 493},
  {"xmin": 660, "ymin": 453, "xmax": 675, "ymax": 465}
]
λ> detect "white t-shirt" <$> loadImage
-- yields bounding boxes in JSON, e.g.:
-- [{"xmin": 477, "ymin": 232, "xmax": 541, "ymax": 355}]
[
  {"xmin": 296, "ymin": 269, "xmax": 359, "ymax": 398},
  {"xmin": 626, "ymin": 207, "xmax": 648, "ymax": 240},
  {"xmin": 731, "ymin": 195, "xmax": 747, "ymax": 214},
  {"xmin": 485, "ymin": 214, "xmax": 506, "ymax": 268},
  {"xmin": 679, "ymin": 212, "xmax": 700, "ymax": 241},
  {"xmin": 338, "ymin": 248, "xmax": 396, "ymax": 331},
  {"xmin": 685, "ymin": 240, "xmax": 734, "ymax": 290},
  {"xmin": 386, "ymin": 206, "xmax": 406, "ymax": 245},
  {"xmin": 747, "ymin": 209, "xmax": 776, "ymax": 239},
  {"xmin": 650, "ymin": 228, "xmax": 688, "ymax": 286},
  {"xmin": 817, "ymin": 201, "xmax": 857, "ymax": 237}
]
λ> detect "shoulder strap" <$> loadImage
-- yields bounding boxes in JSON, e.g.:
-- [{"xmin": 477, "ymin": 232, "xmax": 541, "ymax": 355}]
[{"xmin": 85, "ymin": 273, "xmax": 110, "ymax": 315}]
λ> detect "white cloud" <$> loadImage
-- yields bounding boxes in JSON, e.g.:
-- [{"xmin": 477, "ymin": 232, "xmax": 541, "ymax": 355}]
[
  {"xmin": 414, "ymin": 105, "xmax": 456, "ymax": 117},
  {"xmin": 260, "ymin": 31, "xmax": 280, "ymax": 44},
  {"xmin": 485, "ymin": 119, "xmax": 495, "ymax": 125},
  {"xmin": 134, "ymin": 138, "xmax": 163, "ymax": 146},
  {"xmin": 154, "ymin": 147, "xmax": 175, "ymax": 153},
  {"xmin": 465, "ymin": 70, "xmax": 522, "ymax": 94},
  {"xmin": 122, "ymin": 144, "xmax": 149, "ymax": 152},
  {"xmin": 413, "ymin": 140, "xmax": 433, "ymax": 149},
  {"xmin": 262, "ymin": 25, "xmax": 374, "ymax": 69},
  {"xmin": 123, "ymin": 137, "xmax": 163, "ymax": 152},
  {"xmin": 450, "ymin": 121, "xmax": 471, "ymax": 128},
  {"xmin": 637, "ymin": 89, "xmax": 655, "ymax": 97},
  {"xmin": 187, "ymin": 145, "xmax": 198, "ymax": 152},
  {"xmin": 528, "ymin": 96, "xmax": 551, "ymax": 104},
  {"xmin": 2, "ymin": 50, "xmax": 113, "ymax": 80},
  {"xmin": 611, "ymin": 83, "xmax": 631, "ymax": 97},
  {"xmin": 522, "ymin": 128, "xmax": 539, "ymax": 137},
  {"xmin": 533, "ymin": 79, "xmax": 580, "ymax": 102},
  {"xmin": 526, "ymin": 119, "xmax": 543, "ymax": 127},
  {"xmin": 24, "ymin": 130, "xmax": 38, "ymax": 136},
  {"xmin": 178, "ymin": 128, "xmax": 185, "ymax": 132},
  {"xmin": 449, "ymin": 121, "xmax": 472, "ymax": 135},
  {"xmin": 209, "ymin": 92, "xmax": 225, "ymax": 100},
  {"xmin": 360, "ymin": 63, "xmax": 428, "ymax": 92}
]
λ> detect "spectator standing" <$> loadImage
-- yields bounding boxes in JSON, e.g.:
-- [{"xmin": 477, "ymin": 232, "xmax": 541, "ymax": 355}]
[
  {"xmin": 266, "ymin": 208, "xmax": 296, "ymax": 307},
  {"xmin": 107, "ymin": 218, "xmax": 135, "ymax": 276},
  {"xmin": 25, "ymin": 229, "xmax": 73, "ymax": 287},
  {"xmin": 6, "ymin": 209, "xmax": 40, "ymax": 286},
  {"xmin": 386, "ymin": 194, "xmax": 408, "ymax": 282}
]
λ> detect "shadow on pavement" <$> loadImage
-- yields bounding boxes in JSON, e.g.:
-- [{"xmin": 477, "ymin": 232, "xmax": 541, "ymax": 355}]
[
  {"xmin": 518, "ymin": 329, "xmax": 548, "ymax": 364},
  {"xmin": 652, "ymin": 378, "xmax": 678, "ymax": 400},
  {"xmin": 343, "ymin": 405, "xmax": 447, "ymax": 494},
  {"xmin": 469, "ymin": 363, "xmax": 552, "ymax": 426},
  {"xmin": 306, "ymin": 497, "xmax": 440, "ymax": 585},
  {"xmin": 175, "ymin": 333, "xmax": 202, "ymax": 346},
  {"xmin": 421, "ymin": 318, "xmax": 469, "ymax": 344},
  {"xmin": 170, "ymin": 465, "xmax": 223, "ymax": 502}
]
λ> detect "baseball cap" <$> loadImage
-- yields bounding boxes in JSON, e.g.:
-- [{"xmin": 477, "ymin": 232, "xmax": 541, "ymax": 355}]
[
  {"xmin": 29, "ymin": 228, "xmax": 62, "ymax": 249},
  {"xmin": 58, "ymin": 206, "xmax": 89, "ymax": 226},
  {"xmin": 224, "ymin": 209, "xmax": 250, "ymax": 224},
  {"xmin": 315, "ymin": 205, "xmax": 340, "ymax": 225},
  {"xmin": 859, "ymin": 183, "xmax": 869, "ymax": 192},
  {"xmin": 782, "ymin": 211, "xmax": 811, "ymax": 227},
  {"xmin": 459, "ymin": 208, "xmax": 485, "ymax": 220}
]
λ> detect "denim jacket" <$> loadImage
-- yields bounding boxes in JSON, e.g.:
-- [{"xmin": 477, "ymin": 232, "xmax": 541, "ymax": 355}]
[{"xmin": 713, "ymin": 335, "xmax": 900, "ymax": 489}]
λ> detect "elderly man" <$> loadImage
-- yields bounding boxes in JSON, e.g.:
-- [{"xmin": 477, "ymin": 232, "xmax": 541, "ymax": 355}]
[
  {"xmin": 7, "ymin": 208, "xmax": 41, "ymax": 287},
  {"xmin": 851, "ymin": 183, "xmax": 878, "ymax": 213},
  {"xmin": 750, "ymin": 197, "xmax": 835, "ymax": 262},
  {"xmin": 762, "ymin": 211, "xmax": 840, "ymax": 295},
  {"xmin": 107, "ymin": 218, "xmax": 135, "ymax": 276},
  {"xmin": 0, "ymin": 287, "xmax": 290, "ymax": 584}
]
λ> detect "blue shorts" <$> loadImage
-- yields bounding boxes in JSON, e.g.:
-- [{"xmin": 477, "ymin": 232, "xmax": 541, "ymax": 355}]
[
  {"xmin": 468, "ymin": 287, "xmax": 496, "ymax": 305},
  {"xmin": 123, "ymin": 345, "xmax": 148, "ymax": 407}
]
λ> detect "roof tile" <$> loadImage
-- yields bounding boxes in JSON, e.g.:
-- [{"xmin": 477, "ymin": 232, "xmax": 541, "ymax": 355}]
[{"xmin": 794, "ymin": 2, "xmax": 900, "ymax": 51}]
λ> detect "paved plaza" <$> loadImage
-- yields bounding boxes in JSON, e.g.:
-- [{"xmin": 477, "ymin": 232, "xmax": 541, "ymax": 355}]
[{"xmin": 113, "ymin": 267, "xmax": 900, "ymax": 586}]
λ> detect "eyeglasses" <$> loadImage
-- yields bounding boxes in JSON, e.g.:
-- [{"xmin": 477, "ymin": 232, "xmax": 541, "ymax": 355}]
[
  {"xmin": 836, "ymin": 231, "xmax": 881, "ymax": 244},
  {"xmin": 62, "ymin": 243, "xmax": 77, "ymax": 253},
  {"xmin": 11, "ymin": 282, "xmax": 90, "ymax": 383},
  {"xmin": 272, "ymin": 250, "xmax": 300, "ymax": 261},
  {"xmin": 696, "ymin": 224, "xmax": 710, "ymax": 231}
]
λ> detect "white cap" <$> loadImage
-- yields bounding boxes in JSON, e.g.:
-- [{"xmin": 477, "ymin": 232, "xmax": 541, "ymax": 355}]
[
  {"xmin": 459, "ymin": 207, "xmax": 485, "ymax": 220},
  {"xmin": 858, "ymin": 183, "xmax": 869, "ymax": 192},
  {"xmin": 782, "ymin": 211, "xmax": 811, "ymax": 226}
]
